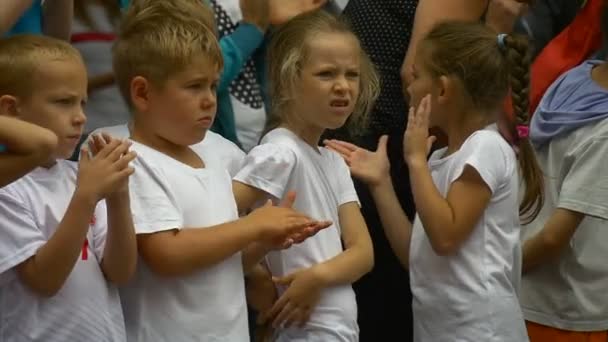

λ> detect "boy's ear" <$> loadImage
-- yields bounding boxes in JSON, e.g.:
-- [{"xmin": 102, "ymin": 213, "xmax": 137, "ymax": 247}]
[
  {"xmin": 0, "ymin": 95, "xmax": 20, "ymax": 118},
  {"xmin": 131, "ymin": 76, "xmax": 152, "ymax": 112}
]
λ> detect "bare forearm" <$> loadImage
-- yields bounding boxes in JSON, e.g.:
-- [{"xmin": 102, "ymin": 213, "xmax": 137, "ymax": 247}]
[
  {"xmin": 522, "ymin": 208, "xmax": 583, "ymax": 272},
  {"xmin": 404, "ymin": 0, "xmax": 487, "ymax": 78},
  {"xmin": 42, "ymin": 0, "xmax": 74, "ymax": 40},
  {"xmin": 141, "ymin": 218, "xmax": 260, "ymax": 277},
  {"xmin": 0, "ymin": 0, "xmax": 35, "ymax": 35},
  {"xmin": 17, "ymin": 191, "xmax": 97, "ymax": 296},
  {"xmin": 102, "ymin": 193, "xmax": 137, "ymax": 284},
  {"xmin": 315, "ymin": 244, "xmax": 373, "ymax": 287},
  {"xmin": 0, "ymin": 117, "xmax": 57, "ymax": 155},
  {"xmin": 408, "ymin": 163, "xmax": 456, "ymax": 254},
  {"xmin": 369, "ymin": 179, "xmax": 412, "ymax": 268},
  {"xmin": 242, "ymin": 241, "xmax": 271, "ymax": 274}
]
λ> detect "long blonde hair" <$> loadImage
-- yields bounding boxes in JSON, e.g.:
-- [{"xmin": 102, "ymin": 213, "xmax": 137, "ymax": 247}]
[{"xmin": 266, "ymin": 10, "xmax": 380, "ymax": 136}]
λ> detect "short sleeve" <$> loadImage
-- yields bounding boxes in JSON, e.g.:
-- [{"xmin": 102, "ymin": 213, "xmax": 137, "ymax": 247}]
[
  {"xmin": 0, "ymin": 191, "xmax": 46, "ymax": 274},
  {"xmin": 129, "ymin": 154, "xmax": 183, "ymax": 234},
  {"xmin": 331, "ymin": 151, "xmax": 360, "ymax": 207},
  {"xmin": 559, "ymin": 137, "xmax": 608, "ymax": 220},
  {"xmin": 233, "ymin": 144, "xmax": 297, "ymax": 199},
  {"xmin": 451, "ymin": 131, "xmax": 512, "ymax": 193},
  {"xmin": 90, "ymin": 201, "xmax": 110, "ymax": 261},
  {"xmin": 225, "ymin": 145, "xmax": 246, "ymax": 178}
]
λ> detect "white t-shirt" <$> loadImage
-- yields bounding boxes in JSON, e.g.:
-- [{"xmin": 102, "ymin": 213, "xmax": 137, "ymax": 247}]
[
  {"xmin": 87, "ymin": 124, "xmax": 245, "ymax": 177},
  {"xmin": 120, "ymin": 141, "xmax": 249, "ymax": 342},
  {"xmin": 521, "ymin": 118, "xmax": 608, "ymax": 331},
  {"xmin": 234, "ymin": 128, "xmax": 360, "ymax": 342},
  {"xmin": 0, "ymin": 160, "xmax": 126, "ymax": 342},
  {"xmin": 409, "ymin": 128, "xmax": 528, "ymax": 342}
]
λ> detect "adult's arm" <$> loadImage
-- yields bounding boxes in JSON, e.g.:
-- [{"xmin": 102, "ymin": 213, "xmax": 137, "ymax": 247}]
[
  {"xmin": 42, "ymin": 0, "xmax": 74, "ymax": 41},
  {"xmin": 0, "ymin": 0, "xmax": 35, "ymax": 35}
]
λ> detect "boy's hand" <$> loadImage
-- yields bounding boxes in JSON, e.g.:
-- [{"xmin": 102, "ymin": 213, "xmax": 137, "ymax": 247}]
[
  {"xmin": 324, "ymin": 136, "xmax": 391, "ymax": 188},
  {"xmin": 260, "ymin": 266, "xmax": 324, "ymax": 328},
  {"xmin": 76, "ymin": 134, "xmax": 136, "ymax": 201}
]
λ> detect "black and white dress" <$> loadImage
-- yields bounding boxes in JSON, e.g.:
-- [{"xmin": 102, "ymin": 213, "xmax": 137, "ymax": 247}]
[{"xmin": 330, "ymin": 1, "xmax": 419, "ymax": 341}]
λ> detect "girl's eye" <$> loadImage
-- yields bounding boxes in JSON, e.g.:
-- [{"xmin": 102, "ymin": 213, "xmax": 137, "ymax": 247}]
[
  {"xmin": 317, "ymin": 71, "xmax": 333, "ymax": 77},
  {"xmin": 346, "ymin": 72, "xmax": 360, "ymax": 78}
]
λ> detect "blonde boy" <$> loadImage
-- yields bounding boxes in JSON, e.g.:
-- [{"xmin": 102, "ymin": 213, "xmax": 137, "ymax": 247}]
[
  {"xmin": 0, "ymin": 35, "xmax": 137, "ymax": 341},
  {"xmin": 113, "ymin": 1, "xmax": 325, "ymax": 341}
]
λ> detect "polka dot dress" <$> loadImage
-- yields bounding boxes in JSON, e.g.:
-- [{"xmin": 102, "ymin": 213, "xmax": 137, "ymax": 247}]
[
  {"xmin": 209, "ymin": 0, "xmax": 264, "ymax": 110},
  {"xmin": 343, "ymin": 0, "xmax": 418, "ymax": 134}
]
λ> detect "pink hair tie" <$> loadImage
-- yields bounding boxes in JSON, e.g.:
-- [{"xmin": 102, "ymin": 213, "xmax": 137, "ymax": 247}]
[{"xmin": 516, "ymin": 125, "xmax": 529, "ymax": 139}]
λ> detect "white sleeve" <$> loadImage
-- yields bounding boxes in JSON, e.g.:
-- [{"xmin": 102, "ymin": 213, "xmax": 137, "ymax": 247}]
[
  {"xmin": 227, "ymin": 147, "xmax": 246, "ymax": 178},
  {"xmin": 233, "ymin": 144, "xmax": 296, "ymax": 199},
  {"xmin": 90, "ymin": 201, "xmax": 110, "ymax": 261},
  {"xmin": 129, "ymin": 156, "xmax": 184, "ymax": 234},
  {"xmin": 559, "ymin": 137, "xmax": 608, "ymax": 220},
  {"xmin": 451, "ymin": 132, "xmax": 511, "ymax": 193},
  {"xmin": 332, "ymin": 151, "xmax": 360, "ymax": 207},
  {"xmin": 0, "ymin": 191, "xmax": 46, "ymax": 274}
]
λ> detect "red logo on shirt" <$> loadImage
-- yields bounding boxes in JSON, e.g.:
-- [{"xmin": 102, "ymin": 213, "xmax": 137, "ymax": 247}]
[
  {"xmin": 90, "ymin": 215, "xmax": 96, "ymax": 226},
  {"xmin": 82, "ymin": 239, "xmax": 89, "ymax": 261}
]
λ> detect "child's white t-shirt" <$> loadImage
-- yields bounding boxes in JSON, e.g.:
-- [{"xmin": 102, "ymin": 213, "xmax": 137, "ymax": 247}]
[
  {"xmin": 234, "ymin": 128, "xmax": 360, "ymax": 342},
  {"xmin": 521, "ymin": 118, "xmax": 608, "ymax": 331},
  {"xmin": 87, "ymin": 124, "xmax": 245, "ymax": 177},
  {"xmin": 120, "ymin": 140, "xmax": 249, "ymax": 341},
  {"xmin": 0, "ymin": 160, "xmax": 126, "ymax": 342},
  {"xmin": 409, "ymin": 128, "xmax": 528, "ymax": 342}
]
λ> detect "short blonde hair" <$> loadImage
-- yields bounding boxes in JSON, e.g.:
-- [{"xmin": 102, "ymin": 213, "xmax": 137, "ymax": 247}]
[
  {"xmin": 267, "ymin": 10, "xmax": 379, "ymax": 134},
  {"xmin": 0, "ymin": 35, "xmax": 82, "ymax": 98},
  {"xmin": 113, "ymin": 0, "xmax": 222, "ymax": 107}
]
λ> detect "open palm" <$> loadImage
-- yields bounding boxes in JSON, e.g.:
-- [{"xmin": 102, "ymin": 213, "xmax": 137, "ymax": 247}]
[{"xmin": 324, "ymin": 136, "xmax": 390, "ymax": 187}]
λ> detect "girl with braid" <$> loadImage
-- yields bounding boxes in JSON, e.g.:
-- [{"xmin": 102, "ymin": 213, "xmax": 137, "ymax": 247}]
[{"xmin": 325, "ymin": 21, "xmax": 543, "ymax": 342}]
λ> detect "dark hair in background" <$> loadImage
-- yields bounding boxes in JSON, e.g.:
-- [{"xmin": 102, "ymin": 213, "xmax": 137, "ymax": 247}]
[{"xmin": 421, "ymin": 21, "xmax": 543, "ymax": 223}]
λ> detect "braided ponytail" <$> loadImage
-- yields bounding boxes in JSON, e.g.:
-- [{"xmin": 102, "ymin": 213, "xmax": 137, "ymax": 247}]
[{"xmin": 503, "ymin": 34, "xmax": 544, "ymax": 223}]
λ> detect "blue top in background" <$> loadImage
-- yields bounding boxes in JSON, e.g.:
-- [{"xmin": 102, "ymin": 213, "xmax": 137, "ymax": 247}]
[{"xmin": 6, "ymin": 1, "xmax": 43, "ymax": 36}]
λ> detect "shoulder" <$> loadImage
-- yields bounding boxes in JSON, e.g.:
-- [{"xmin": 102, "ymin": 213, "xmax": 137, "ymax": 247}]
[
  {"xmin": 463, "ymin": 129, "xmax": 516, "ymax": 164},
  {"xmin": 246, "ymin": 142, "xmax": 298, "ymax": 167},
  {"xmin": 201, "ymin": 131, "xmax": 245, "ymax": 160}
]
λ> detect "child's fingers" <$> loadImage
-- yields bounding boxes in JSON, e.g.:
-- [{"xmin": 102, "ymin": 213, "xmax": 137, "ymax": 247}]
[
  {"xmin": 265, "ymin": 294, "xmax": 289, "ymax": 324},
  {"xmin": 272, "ymin": 301, "xmax": 294, "ymax": 328},
  {"xmin": 101, "ymin": 133, "xmax": 113, "ymax": 144},
  {"xmin": 79, "ymin": 147, "xmax": 90, "ymax": 164},
  {"xmin": 107, "ymin": 140, "xmax": 132, "ymax": 162},
  {"xmin": 282, "ymin": 307, "xmax": 302, "ymax": 328},
  {"xmin": 97, "ymin": 138, "xmax": 122, "ymax": 159},
  {"xmin": 113, "ymin": 150, "xmax": 137, "ymax": 170},
  {"xmin": 298, "ymin": 308, "xmax": 312, "ymax": 328}
]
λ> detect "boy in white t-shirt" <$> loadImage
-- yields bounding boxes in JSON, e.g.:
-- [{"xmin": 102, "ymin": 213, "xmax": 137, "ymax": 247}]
[
  {"xmin": 0, "ymin": 35, "xmax": 137, "ymax": 341},
  {"xmin": 112, "ymin": 1, "xmax": 329, "ymax": 341}
]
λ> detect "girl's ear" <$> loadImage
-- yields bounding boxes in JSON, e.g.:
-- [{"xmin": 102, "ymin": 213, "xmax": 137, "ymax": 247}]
[{"xmin": 436, "ymin": 75, "xmax": 454, "ymax": 106}]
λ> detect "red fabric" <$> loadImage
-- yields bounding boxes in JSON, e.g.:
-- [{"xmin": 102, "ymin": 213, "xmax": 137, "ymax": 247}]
[
  {"xmin": 503, "ymin": 0, "xmax": 603, "ymax": 119},
  {"xmin": 529, "ymin": 0, "xmax": 604, "ymax": 114}
]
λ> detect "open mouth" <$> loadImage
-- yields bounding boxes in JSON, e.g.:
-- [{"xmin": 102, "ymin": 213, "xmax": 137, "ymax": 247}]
[{"xmin": 330, "ymin": 99, "xmax": 349, "ymax": 108}]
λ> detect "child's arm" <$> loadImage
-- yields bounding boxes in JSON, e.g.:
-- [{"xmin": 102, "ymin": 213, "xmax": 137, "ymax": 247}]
[
  {"xmin": 88, "ymin": 135, "xmax": 138, "ymax": 284},
  {"xmin": 136, "ymin": 205, "xmax": 314, "ymax": 277},
  {"xmin": 522, "ymin": 208, "xmax": 583, "ymax": 272},
  {"xmin": 325, "ymin": 136, "xmax": 413, "ymax": 268},
  {"xmin": 0, "ymin": 117, "xmax": 57, "ymax": 188},
  {"xmin": 0, "ymin": 0, "xmax": 35, "ymax": 34},
  {"xmin": 42, "ymin": 0, "xmax": 74, "ymax": 41},
  {"xmin": 263, "ymin": 196, "xmax": 373, "ymax": 329},
  {"xmin": 404, "ymin": 96, "xmax": 492, "ymax": 256},
  {"xmin": 401, "ymin": 0, "xmax": 487, "ymax": 85},
  {"xmin": 16, "ymin": 139, "xmax": 135, "ymax": 296}
]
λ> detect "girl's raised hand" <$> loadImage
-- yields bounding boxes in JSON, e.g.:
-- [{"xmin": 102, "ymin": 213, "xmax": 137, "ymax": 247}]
[
  {"xmin": 403, "ymin": 95, "xmax": 436, "ymax": 168},
  {"xmin": 324, "ymin": 136, "xmax": 390, "ymax": 187}
]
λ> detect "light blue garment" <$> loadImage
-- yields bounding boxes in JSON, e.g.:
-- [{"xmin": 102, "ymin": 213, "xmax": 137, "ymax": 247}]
[
  {"xmin": 530, "ymin": 60, "xmax": 608, "ymax": 146},
  {"xmin": 6, "ymin": 1, "xmax": 43, "ymax": 36}
]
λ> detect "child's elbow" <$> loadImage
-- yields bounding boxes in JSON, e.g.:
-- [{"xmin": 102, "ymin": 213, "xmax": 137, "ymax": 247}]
[
  {"xmin": 431, "ymin": 240, "xmax": 460, "ymax": 256},
  {"xmin": 31, "ymin": 129, "xmax": 58, "ymax": 156}
]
